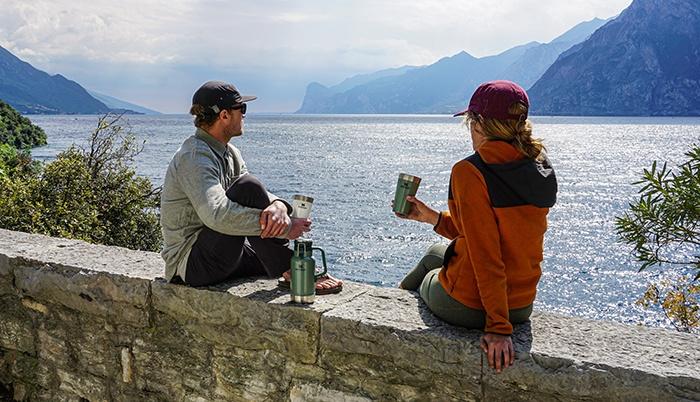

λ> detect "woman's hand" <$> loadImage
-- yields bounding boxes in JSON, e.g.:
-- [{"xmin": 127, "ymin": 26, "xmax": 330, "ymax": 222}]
[
  {"xmin": 394, "ymin": 195, "xmax": 440, "ymax": 226},
  {"xmin": 480, "ymin": 333, "xmax": 515, "ymax": 373}
]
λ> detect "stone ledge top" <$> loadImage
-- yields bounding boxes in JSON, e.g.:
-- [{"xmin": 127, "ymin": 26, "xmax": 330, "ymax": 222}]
[
  {"xmin": 1, "ymin": 228, "xmax": 699, "ymax": 383},
  {"xmin": 0, "ymin": 228, "xmax": 162, "ymax": 280}
]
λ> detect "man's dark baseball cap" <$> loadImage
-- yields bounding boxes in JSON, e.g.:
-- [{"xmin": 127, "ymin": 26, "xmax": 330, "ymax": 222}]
[
  {"xmin": 192, "ymin": 81, "xmax": 257, "ymax": 113},
  {"xmin": 453, "ymin": 80, "xmax": 529, "ymax": 120}
]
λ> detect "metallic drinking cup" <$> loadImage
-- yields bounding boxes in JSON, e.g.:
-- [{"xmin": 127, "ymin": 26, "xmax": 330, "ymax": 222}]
[
  {"xmin": 392, "ymin": 173, "xmax": 421, "ymax": 216},
  {"xmin": 291, "ymin": 194, "xmax": 314, "ymax": 219}
]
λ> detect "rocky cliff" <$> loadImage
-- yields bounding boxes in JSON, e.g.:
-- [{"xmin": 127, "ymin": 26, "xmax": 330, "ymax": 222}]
[{"xmin": 529, "ymin": 0, "xmax": 700, "ymax": 116}]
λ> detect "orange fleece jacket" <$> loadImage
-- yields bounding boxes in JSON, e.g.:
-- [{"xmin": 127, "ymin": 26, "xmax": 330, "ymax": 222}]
[{"xmin": 434, "ymin": 141, "xmax": 557, "ymax": 335}]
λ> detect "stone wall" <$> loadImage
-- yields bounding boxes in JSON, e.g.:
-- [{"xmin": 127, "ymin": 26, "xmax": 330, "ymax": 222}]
[{"xmin": 0, "ymin": 228, "xmax": 698, "ymax": 401}]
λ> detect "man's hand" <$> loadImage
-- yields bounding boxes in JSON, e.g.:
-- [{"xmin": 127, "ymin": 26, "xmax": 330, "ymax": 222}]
[
  {"xmin": 394, "ymin": 195, "xmax": 440, "ymax": 225},
  {"xmin": 260, "ymin": 201, "xmax": 291, "ymax": 238},
  {"xmin": 480, "ymin": 333, "xmax": 515, "ymax": 373},
  {"xmin": 286, "ymin": 218, "xmax": 312, "ymax": 240}
]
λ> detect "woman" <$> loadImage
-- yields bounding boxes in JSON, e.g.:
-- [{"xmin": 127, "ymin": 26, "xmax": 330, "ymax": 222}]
[{"xmin": 396, "ymin": 80, "xmax": 557, "ymax": 373}]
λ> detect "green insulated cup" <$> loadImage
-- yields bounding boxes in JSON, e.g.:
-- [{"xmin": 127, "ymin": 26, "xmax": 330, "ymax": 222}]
[
  {"xmin": 393, "ymin": 173, "xmax": 421, "ymax": 216},
  {"xmin": 290, "ymin": 239, "xmax": 328, "ymax": 304}
]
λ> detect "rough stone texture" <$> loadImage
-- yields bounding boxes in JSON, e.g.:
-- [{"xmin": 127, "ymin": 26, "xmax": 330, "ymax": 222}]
[
  {"xmin": 319, "ymin": 287, "xmax": 483, "ymax": 401},
  {"xmin": 13, "ymin": 265, "xmax": 151, "ymax": 327},
  {"xmin": 0, "ymin": 228, "xmax": 698, "ymax": 401},
  {"xmin": 0, "ymin": 253, "xmax": 13, "ymax": 296},
  {"xmin": 0, "ymin": 297, "xmax": 35, "ymax": 355},
  {"xmin": 290, "ymin": 382, "xmax": 373, "ymax": 402}
]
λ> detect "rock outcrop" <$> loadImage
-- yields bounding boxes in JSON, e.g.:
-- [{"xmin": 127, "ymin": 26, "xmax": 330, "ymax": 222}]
[{"xmin": 529, "ymin": 0, "xmax": 700, "ymax": 116}]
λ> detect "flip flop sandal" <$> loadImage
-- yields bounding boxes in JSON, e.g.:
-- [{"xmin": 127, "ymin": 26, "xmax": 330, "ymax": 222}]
[{"xmin": 277, "ymin": 276, "xmax": 343, "ymax": 295}]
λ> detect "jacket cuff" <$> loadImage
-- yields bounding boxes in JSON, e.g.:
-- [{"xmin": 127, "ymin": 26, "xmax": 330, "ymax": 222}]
[{"xmin": 432, "ymin": 211, "xmax": 444, "ymax": 232}]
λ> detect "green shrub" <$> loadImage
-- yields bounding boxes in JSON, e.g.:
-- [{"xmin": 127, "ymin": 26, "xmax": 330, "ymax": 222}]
[
  {"xmin": 0, "ymin": 143, "xmax": 42, "ymax": 178},
  {"xmin": 0, "ymin": 100, "xmax": 47, "ymax": 148},
  {"xmin": 0, "ymin": 114, "xmax": 162, "ymax": 252},
  {"xmin": 616, "ymin": 145, "xmax": 700, "ymax": 333}
]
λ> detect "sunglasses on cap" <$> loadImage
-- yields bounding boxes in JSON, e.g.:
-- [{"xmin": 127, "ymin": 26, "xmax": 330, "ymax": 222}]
[{"xmin": 230, "ymin": 103, "xmax": 247, "ymax": 115}]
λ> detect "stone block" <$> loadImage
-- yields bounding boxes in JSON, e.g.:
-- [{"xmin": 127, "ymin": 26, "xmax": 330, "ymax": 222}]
[
  {"xmin": 0, "ymin": 228, "xmax": 163, "ymax": 280},
  {"xmin": 0, "ymin": 297, "xmax": 35, "ymax": 354},
  {"xmin": 481, "ymin": 312, "xmax": 700, "ymax": 401},
  {"xmin": 21, "ymin": 297, "xmax": 48, "ymax": 315},
  {"xmin": 121, "ymin": 347, "xmax": 133, "ymax": 384},
  {"xmin": 284, "ymin": 360, "xmax": 328, "ymax": 384},
  {"xmin": 0, "ymin": 254, "xmax": 13, "ymax": 296},
  {"xmin": 13, "ymin": 264, "xmax": 150, "ymax": 327},
  {"xmin": 0, "ymin": 350, "xmax": 40, "ymax": 399},
  {"xmin": 212, "ymin": 347, "xmax": 289, "ymax": 401},
  {"xmin": 1, "ymin": 229, "xmax": 699, "ymax": 401},
  {"xmin": 72, "ymin": 318, "xmax": 120, "ymax": 379},
  {"xmin": 34, "ymin": 307, "xmax": 115, "ymax": 378},
  {"xmin": 152, "ymin": 279, "xmax": 328, "ymax": 364},
  {"xmin": 56, "ymin": 368, "xmax": 110, "ymax": 401},
  {"xmin": 290, "ymin": 381, "xmax": 372, "ymax": 402},
  {"xmin": 12, "ymin": 382, "xmax": 27, "ymax": 401},
  {"xmin": 36, "ymin": 329, "xmax": 69, "ymax": 366},
  {"xmin": 319, "ymin": 286, "xmax": 482, "ymax": 400},
  {"xmin": 131, "ymin": 314, "xmax": 215, "ymax": 401}
]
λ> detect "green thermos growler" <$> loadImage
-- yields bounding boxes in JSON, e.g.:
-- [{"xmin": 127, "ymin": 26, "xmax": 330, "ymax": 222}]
[{"xmin": 290, "ymin": 239, "xmax": 327, "ymax": 304}]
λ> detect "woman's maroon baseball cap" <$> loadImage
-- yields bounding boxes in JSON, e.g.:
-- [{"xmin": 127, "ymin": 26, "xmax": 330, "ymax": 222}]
[{"xmin": 453, "ymin": 80, "xmax": 529, "ymax": 120}]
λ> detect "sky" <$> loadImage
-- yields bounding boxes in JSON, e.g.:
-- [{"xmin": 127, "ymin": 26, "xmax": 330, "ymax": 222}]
[{"xmin": 0, "ymin": 0, "xmax": 633, "ymax": 113}]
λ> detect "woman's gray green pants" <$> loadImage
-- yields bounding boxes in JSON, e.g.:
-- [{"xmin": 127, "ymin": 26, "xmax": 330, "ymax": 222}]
[{"xmin": 400, "ymin": 243, "xmax": 532, "ymax": 329}]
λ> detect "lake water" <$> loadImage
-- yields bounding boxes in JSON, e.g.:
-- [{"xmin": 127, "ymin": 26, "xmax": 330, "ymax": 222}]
[{"xmin": 28, "ymin": 114, "xmax": 700, "ymax": 329}]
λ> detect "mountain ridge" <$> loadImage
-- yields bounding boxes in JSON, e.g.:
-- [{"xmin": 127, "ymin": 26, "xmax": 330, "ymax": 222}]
[
  {"xmin": 529, "ymin": 0, "xmax": 700, "ymax": 116},
  {"xmin": 296, "ymin": 18, "xmax": 609, "ymax": 114},
  {"xmin": 88, "ymin": 91, "xmax": 161, "ymax": 115},
  {"xmin": 0, "ymin": 45, "xmax": 155, "ymax": 115},
  {"xmin": 0, "ymin": 45, "xmax": 110, "ymax": 114}
]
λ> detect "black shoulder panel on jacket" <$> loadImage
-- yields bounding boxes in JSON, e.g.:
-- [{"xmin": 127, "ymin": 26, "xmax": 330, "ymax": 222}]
[{"xmin": 465, "ymin": 152, "xmax": 557, "ymax": 208}]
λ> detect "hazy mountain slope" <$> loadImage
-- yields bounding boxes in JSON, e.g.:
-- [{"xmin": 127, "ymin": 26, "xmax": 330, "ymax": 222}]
[
  {"xmin": 529, "ymin": 0, "xmax": 700, "ymax": 116},
  {"xmin": 0, "ymin": 45, "xmax": 110, "ymax": 114}
]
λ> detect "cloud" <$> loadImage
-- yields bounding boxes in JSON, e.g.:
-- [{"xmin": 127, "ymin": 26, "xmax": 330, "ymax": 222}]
[
  {"xmin": 270, "ymin": 12, "xmax": 328, "ymax": 23},
  {"xmin": 0, "ymin": 0, "xmax": 633, "ymax": 112}
]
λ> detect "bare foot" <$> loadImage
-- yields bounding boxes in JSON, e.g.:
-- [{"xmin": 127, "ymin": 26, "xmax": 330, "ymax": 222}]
[{"xmin": 315, "ymin": 274, "xmax": 342, "ymax": 290}]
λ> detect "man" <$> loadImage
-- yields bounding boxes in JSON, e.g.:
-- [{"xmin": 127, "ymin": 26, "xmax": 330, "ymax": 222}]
[{"xmin": 160, "ymin": 80, "xmax": 342, "ymax": 292}]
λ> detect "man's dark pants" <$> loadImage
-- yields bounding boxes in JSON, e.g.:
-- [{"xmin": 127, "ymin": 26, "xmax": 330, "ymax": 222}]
[{"xmin": 183, "ymin": 175, "xmax": 292, "ymax": 287}]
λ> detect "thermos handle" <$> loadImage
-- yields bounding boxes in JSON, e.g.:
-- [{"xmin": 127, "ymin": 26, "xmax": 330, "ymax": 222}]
[{"xmin": 312, "ymin": 247, "xmax": 328, "ymax": 279}]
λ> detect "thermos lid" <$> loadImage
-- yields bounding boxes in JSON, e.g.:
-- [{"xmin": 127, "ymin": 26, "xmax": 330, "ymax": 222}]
[
  {"xmin": 292, "ymin": 194, "xmax": 314, "ymax": 203},
  {"xmin": 398, "ymin": 173, "xmax": 421, "ymax": 183},
  {"xmin": 294, "ymin": 239, "xmax": 313, "ymax": 251},
  {"xmin": 293, "ymin": 239, "xmax": 313, "ymax": 256}
]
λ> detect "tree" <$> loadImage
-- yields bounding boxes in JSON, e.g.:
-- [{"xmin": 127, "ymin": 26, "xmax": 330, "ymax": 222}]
[
  {"xmin": 0, "ymin": 114, "xmax": 162, "ymax": 252},
  {"xmin": 0, "ymin": 143, "xmax": 41, "ymax": 179},
  {"xmin": 0, "ymin": 100, "xmax": 47, "ymax": 148},
  {"xmin": 616, "ymin": 145, "xmax": 700, "ymax": 333}
]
